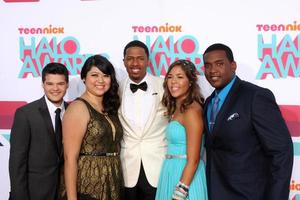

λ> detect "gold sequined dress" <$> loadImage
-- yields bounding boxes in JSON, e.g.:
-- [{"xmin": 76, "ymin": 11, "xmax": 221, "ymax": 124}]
[{"xmin": 60, "ymin": 98, "xmax": 124, "ymax": 200}]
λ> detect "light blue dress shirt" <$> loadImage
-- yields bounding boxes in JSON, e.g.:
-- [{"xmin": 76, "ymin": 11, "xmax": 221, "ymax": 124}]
[{"xmin": 207, "ymin": 75, "xmax": 237, "ymax": 129}]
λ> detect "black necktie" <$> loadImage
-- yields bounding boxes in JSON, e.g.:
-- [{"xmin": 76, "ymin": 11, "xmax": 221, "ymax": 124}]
[
  {"xmin": 130, "ymin": 81, "xmax": 148, "ymax": 93},
  {"xmin": 55, "ymin": 108, "xmax": 62, "ymax": 151}
]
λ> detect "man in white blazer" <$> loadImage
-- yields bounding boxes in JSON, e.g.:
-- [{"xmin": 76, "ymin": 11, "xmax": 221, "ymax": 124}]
[{"xmin": 119, "ymin": 40, "xmax": 168, "ymax": 200}]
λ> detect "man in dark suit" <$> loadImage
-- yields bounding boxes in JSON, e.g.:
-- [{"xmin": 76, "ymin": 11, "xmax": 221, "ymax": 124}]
[
  {"xmin": 203, "ymin": 43, "xmax": 293, "ymax": 200},
  {"xmin": 9, "ymin": 62, "xmax": 69, "ymax": 200}
]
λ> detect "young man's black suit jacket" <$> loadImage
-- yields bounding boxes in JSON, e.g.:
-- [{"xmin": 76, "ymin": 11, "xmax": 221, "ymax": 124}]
[
  {"xmin": 9, "ymin": 97, "xmax": 67, "ymax": 200},
  {"xmin": 204, "ymin": 77, "xmax": 293, "ymax": 200}
]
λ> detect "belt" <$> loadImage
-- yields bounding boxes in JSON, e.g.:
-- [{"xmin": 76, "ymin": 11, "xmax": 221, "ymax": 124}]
[
  {"xmin": 166, "ymin": 154, "xmax": 187, "ymax": 159},
  {"xmin": 80, "ymin": 152, "xmax": 119, "ymax": 157}
]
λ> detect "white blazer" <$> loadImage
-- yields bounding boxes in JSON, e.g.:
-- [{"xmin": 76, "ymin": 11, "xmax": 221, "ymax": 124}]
[{"xmin": 118, "ymin": 75, "xmax": 168, "ymax": 187}]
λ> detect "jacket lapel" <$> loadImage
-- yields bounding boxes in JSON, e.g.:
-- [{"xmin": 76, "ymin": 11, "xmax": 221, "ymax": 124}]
[
  {"xmin": 38, "ymin": 97, "xmax": 59, "ymax": 154},
  {"xmin": 212, "ymin": 77, "xmax": 241, "ymax": 136},
  {"xmin": 204, "ymin": 94, "xmax": 213, "ymax": 134},
  {"xmin": 64, "ymin": 101, "xmax": 68, "ymax": 109},
  {"xmin": 142, "ymin": 77, "xmax": 161, "ymax": 135},
  {"xmin": 119, "ymin": 77, "xmax": 139, "ymax": 135}
]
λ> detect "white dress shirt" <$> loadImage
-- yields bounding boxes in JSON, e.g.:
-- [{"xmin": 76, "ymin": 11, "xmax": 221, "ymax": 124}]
[
  {"xmin": 44, "ymin": 96, "xmax": 65, "ymax": 130},
  {"xmin": 123, "ymin": 74, "xmax": 154, "ymax": 134}
]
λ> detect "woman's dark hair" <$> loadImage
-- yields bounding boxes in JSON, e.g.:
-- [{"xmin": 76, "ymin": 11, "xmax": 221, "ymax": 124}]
[
  {"xmin": 162, "ymin": 59, "xmax": 204, "ymax": 117},
  {"xmin": 81, "ymin": 54, "xmax": 120, "ymax": 115}
]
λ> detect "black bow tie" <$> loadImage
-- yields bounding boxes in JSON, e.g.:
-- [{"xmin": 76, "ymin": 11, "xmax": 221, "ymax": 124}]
[{"xmin": 130, "ymin": 81, "xmax": 148, "ymax": 93}]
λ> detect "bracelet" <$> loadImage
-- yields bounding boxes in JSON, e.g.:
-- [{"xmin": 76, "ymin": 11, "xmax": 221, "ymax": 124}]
[
  {"xmin": 172, "ymin": 190, "xmax": 186, "ymax": 200},
  {"xmin": 172, "ymin": 181, "xmax": 189, "ymax": 200},
  {"xmin": 177, "ymin": 181, "xmax": 189, "ymax": 193}
]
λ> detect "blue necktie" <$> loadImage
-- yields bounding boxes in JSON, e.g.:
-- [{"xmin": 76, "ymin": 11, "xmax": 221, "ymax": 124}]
[{"xmin": 209, "ymin": 96, "xmax": 220, "ymax": 132}]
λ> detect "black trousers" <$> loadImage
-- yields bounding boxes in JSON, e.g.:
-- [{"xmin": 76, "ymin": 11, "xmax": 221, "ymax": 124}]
[{"xmin": 124, "ymin": 162, "xmax": 156, "ymax": 200}]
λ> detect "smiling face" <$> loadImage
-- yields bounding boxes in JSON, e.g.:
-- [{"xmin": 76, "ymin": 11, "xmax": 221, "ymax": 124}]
[
  {"xmin": 204, "ymin": 50, "xmax": 236, "ymax": 90},
  {"xmin": 123, "ymin": 46, "xmax": 149, "ymax": 83},
  {"xmin": 42, "ymin": 74, "xmax": 68, "ymax": 107},
  {"xmin": 167, "ymin": 65, "xmax": 190, "ymax": 102},
  {"xmin": 84, "ymin": 66, "xmax": 111, "ymax": 97}
]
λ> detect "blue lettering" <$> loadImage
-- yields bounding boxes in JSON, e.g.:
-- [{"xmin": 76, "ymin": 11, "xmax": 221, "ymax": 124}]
[
  {"xmin": 19, "ymin": 37, "xmax": 36, "ymax": 59},
  {"xmin": 59, "ymin": 36, "xmax": 80, "ymax": 56},
  {"xmin": 36, "ymin": 37, "xmax": 55, "ymax": 58},
  {"xmin": 256, "ymin": 55, "xmax": 280, "ymax": 79},
  {"xmin": 18, "ymin": 56, "xmax": 39, "ymax": 78},
  {"xmin": 257, "ymin": 34, "xmax": 278, "ymax": 58},
  {"xmin": 278, "ymin": 34, "xmax": 300, "ymax": 57}
]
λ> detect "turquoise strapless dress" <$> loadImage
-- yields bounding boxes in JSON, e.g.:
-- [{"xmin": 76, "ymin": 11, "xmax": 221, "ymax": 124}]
[{"xmin": 155, "ymin": 121, "xmax": 208, "ymax": 200}]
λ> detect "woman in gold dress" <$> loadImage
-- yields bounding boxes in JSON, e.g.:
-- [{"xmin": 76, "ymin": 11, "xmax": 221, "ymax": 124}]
[{"xmin": 60, "ymin": 55, "xmax": 123, "ymax": 200}]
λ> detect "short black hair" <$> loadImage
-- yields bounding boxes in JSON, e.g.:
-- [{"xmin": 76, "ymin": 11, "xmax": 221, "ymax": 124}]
[
  {"xmin": 123, "ymin": 40, "xmax": 149, "ymax": 58},
  {"xmin": 42, "ymin": 62, "xmax": 69, "ymax": 83},
  {"xmin": 203, "ymin": 43, "xmax": 234, "ymax": 62}
]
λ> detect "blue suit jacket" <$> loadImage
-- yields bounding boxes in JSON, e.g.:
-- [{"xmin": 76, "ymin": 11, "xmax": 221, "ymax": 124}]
[{"xmin": 204, "ymin": 77, "xmax": 293, "ymax": 200}]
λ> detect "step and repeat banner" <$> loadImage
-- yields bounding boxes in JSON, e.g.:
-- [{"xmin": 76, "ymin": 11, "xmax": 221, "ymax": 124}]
[{"xmin": 0, "ymin": 0, "xmax": 299, "ymax": 199}]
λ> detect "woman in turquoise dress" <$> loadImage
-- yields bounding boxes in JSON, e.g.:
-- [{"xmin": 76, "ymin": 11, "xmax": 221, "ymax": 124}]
[{"xmin": 156, "ymin": 60, "xmax": 208, "ymax": 200}]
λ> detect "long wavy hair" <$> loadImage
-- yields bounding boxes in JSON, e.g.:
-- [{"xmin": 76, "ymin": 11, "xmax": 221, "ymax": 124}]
[
  {"xmin": 162, "ymin": 59, "xmax": 204, "ymax": 117},
  {"xmin": 81, "ymin": 54, "xmax": 120, "ymax": 115}
]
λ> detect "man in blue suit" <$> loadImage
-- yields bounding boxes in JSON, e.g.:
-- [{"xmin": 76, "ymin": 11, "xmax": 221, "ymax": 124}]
[{"xmin": 203, "ymin": 43, "xmax": 293, "ymax": 200}]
